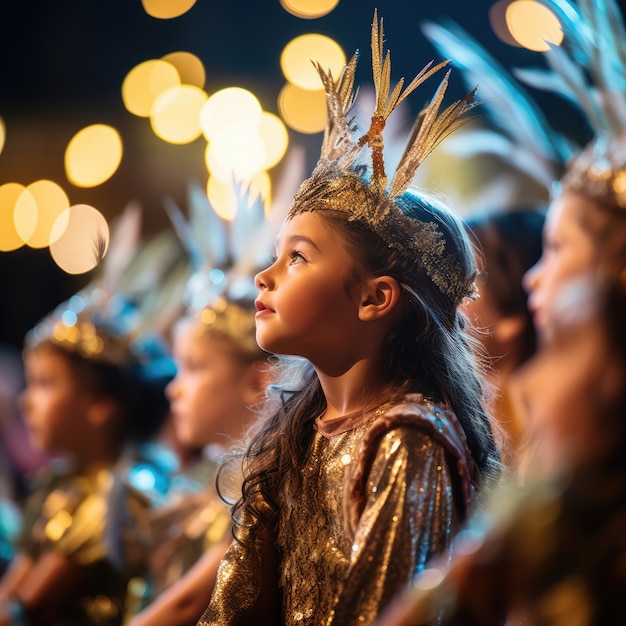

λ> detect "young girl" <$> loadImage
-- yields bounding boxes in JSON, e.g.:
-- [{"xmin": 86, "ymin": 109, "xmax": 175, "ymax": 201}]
[
  {"xmin": 199, "ymin": 13, "xmax": 499, "ymax": 626},
  {"xmin": 0, "ymin": 211, "xmax": 174, "ymax": 626}
]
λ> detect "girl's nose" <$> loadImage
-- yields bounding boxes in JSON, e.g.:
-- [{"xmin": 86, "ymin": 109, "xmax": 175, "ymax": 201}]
[
  {"xmin": 165, "ymin": 377, "xmax": 178, "ymax": 401},
  {"xmin": 255, "ymin": 267, "xmax": 269, "ymax": 290},
  {"xmin": 523, "ymin": 260, "xmax": 541, "ymax": 295}
]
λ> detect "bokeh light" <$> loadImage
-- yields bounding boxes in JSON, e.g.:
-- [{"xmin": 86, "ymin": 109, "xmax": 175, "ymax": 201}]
[
  {"xmin": 0, "ymin": 183, "xmax": 26, "ymax": 251},
  {"xmin": 200, "ymin": 87, "xmax": 263, "ymax": 141},
  {"xmin": 65, "ymin": 124, "xmax": 123, "ymax": 187},
  {"xmin": 49, "ymin": 205, "xmax": 110, "ymax": 275},
  {"xmin": 258, "ymin": 112, "xmax": 289, "ymax": 170},
  {"xmin": 205, "ymin": 130, "xmax": 267, "ymax": 182},
  {"xmin": 489, "ymin": 0, "xmax": 522, "ymax": 47},
  {"xmin": 0, "ymin": 116, "xmax": 5, "ymax": 155},
  {"xmin": 280, "ymin": 34, "xmax": 345, "ymax": 90},
  {"xmin": 206, "ymin": 173, "xmax": 271, "ymax": 221},
  {"xmin": 151, "ymin": 85, "xmax": 208, "ymax": 144},
  {"xmin": 279, "ymin": 0, "xmax": 340, "ymax": 19},
  {"xmin": 122, "ymin": 59, "xmax": 181, "ymax": 117},
  {"xmin": 141, "ymin": 0, "xmax": 197, "ymax": 19},
  {"xmin": 278, "ymin": 83, "xmax": 327, "ymax": 134},
  {"xmin": 505, "ymin": 0, "xmax": 563, "ymax": 51},
  {"xmin": 14, "ymin": 180, "xmax": 70, "ymax": 249},
  {"xmin": 162, "ymin": 51, "xmax": 206, "ymax": 88}
]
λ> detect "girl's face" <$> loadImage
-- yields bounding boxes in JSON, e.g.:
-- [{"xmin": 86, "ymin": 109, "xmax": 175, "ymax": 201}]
[
  {"xmin": 524, "ymin": 192, "xmax": 596, "ymax": 342},
  {"xmin": 254, "ymin": 212, "xmax": 363, "ymax": 365},
  {"xmin": 166, "ymin": 320, "xmax": 258, "ymax": 447},
  {"xmin": 20, "ymin": 348, "xmax": 93, "ymax": 453}
]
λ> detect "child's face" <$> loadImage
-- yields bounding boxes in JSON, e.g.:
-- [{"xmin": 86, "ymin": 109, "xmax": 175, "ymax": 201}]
[
  {"xmin": 254, "ymin": 212, "xmax": 362, "ymax": 363},
  {"xmin": 524, "ymin": 192, "xmax": 596, "ymax": 344},
  {"xmin": 166, "ymin": 320, "xmax": 257, "ymax": 447},
  {"xmin": 20, "ymin": 347, "xmax": 93, "ymax": 453}
]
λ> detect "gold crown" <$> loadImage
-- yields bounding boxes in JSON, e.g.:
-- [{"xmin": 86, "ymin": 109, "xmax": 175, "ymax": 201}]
[
  {"xmin": 288, "ymin": 11, "xmax": 479, "ymax": 304},
  {"xmin": 562, "ymin": 133, "xmax": 626, "ymax": 210}
]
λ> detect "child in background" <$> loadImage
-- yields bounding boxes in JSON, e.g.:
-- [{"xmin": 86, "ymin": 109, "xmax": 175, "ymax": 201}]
[
  {"xmin": 199, "ymin": 13, "xmax": 499, "ymax": 626},
  {"xmin": 0, "ymin": 211, "xmax": 174, "ymax": 626},
  {"xmin": 127, "ymin": 182, "xmax": 290, "ymax": 626},
  {"xmin": 465, "ymin": 209, "xmax": 545, "ymax": 466}
]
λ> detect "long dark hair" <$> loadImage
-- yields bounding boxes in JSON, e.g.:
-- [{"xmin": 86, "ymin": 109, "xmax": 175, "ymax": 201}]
[{"xmin": 227, "ymin": 187, "xmax": 499, "ymax": 536}]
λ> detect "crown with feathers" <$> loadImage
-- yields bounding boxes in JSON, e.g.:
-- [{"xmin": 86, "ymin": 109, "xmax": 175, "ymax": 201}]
[
  {"xmin": 512, "ymin": 0, "xmax": 626, "ymax": 209},
  {"xmin": 420, "ymin": 18, "xmax": 574, "ymax": 211},
  {"xmin": 24, "ymin": 204, "xmax": 187, "ymax": 378},
  {"xmin": 165, "ymin": 152, "xmax": 303, "ymax": 357},
  {"xmin": 287, "ymin": 11, "xmax": 480, "ymax": 305}
]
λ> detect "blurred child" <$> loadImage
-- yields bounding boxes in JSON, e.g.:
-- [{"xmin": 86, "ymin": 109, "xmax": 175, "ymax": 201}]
[
  {"xmin": 465, "ymin": 209, "xmax": 545, "ymax": 465},
  {"xmin": 0, "ymin": 210, "xmax": 173, "ymax": 626},
  {"xmin": 128, "ymin": 184, "xmax": 282, "ymax": 626}
]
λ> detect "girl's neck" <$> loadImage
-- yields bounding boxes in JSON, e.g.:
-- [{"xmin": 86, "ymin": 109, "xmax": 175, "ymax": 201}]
[{"xmin": 315, "ymin": 357, "xmax": 391, "ymax": 420}]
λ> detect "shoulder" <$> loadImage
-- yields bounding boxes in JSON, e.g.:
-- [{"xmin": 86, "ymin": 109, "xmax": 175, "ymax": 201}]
[{"xmin": 364, "ymin": 394, "xmax": 473, "ymax": 465}]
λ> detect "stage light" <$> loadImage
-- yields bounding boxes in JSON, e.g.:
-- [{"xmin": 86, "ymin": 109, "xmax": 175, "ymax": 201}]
[
  {"xmin": 278, "ymin": 83, "xmax": 326, "ymax": 134},
  {"xmin": 151, "ymin": 85, "xmax": 208, "ymax": 144},
  {"xmin": 122, "ymin": 59, "xmax": 180, "ymax": 117},
  {"xmin": 49, "ymin": 205, "xmax": 110, "ymax": 275},
  {"xmin": 65, "ymin": 124, "xmax": 123, "ymax": 187},
  {"xmin": 280, "ymin": 34, "xmax": 345, "ymax": 90}
]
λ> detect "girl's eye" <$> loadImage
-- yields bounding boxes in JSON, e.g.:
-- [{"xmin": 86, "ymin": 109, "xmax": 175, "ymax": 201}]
[{"xmin": 288, "ymin": 250, "xmax": 306, "ymax": 264}]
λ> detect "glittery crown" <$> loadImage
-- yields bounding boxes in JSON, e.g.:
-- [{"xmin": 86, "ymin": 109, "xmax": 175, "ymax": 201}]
[
  {"xmin": 288, "ymin": 11, "xmax": 479, "ymax": 304},
  {"xmin": 25, "ymin": 206, "xmax": 185, "ymax": 377},
  {"xmin": 561, "ymin": 133, "xmax": 626, "ymax": 210}
]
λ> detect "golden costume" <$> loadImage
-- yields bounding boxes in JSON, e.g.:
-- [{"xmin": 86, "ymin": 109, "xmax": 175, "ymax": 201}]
[
  {"xmin": 199, "ymin": 395, "xmax": 478, "ymax": 626},
  {"xmin": 143, "ymin": 453, "xmax": 232, "ymax": 594},
  {"xmin": 17, "ymin": 461, "xmax": 150, "ymax": 625}
]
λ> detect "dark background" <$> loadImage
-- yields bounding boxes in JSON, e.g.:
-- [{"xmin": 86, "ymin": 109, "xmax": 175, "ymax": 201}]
[{"xmin": 0, "ymin": 0, "xmax": 619, "ymax": 350}]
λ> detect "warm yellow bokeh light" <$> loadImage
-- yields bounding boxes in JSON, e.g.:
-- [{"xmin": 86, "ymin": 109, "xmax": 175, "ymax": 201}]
[
  {"xmin": 278, "ymin": 83, "xmax": 327, "ymax": 134},
  {"xmin": 14, "ymin": 180, "xmax": 70, "ymax": 249},
  {"xmin": 65, "ymin": 124, "xmax": 123, "ymax": 188},
  {"xmin": 280, "ymin": 33, "xmax": 345, "ymax": 90},
  {"xmin": 206, "ymin": 173, "xmax": 271, "ymax": 221},
  {"xmin": 151, "ymin": 85, "xmax": 208, "ymax": 144},
  {"xmin": 0, "ymin": 116, "xmax": 5, "ymax": 156},
  {"xmin": 279, "ymin": 0, "xmax": 339, "ymax": 19},
  {"xmin": 0, "ymin": 183, "xmax": 26, "ymax": 251},
  {"xmin": 505, "ymin": 0, "xmax": 563, "ymax": 51},
  {"xmin": 49, "ymin": 205, "xmax": 110, "ymax": 275},
  {"xmin": 200, "ymin": 87, "xmax": 263, "ymax": 141},
  {"xmin": 489, "ymin": 0, "xmax": 522, "ymax": 47},
  {"xmin": 162, "ymin": 51, "xmax": 206, "ymax": 88},
  {"xmin": 141, "ymin": 0, "xmax": 197, "ymax": 19},
  {"xmin": 205, "ymin": 130, "xmax": 267, "ymax": 182},
  {"xmin": 122, "ymin": 59, "xmax": 181, "ymax": 117},
  {"xmin": 258, "ymin": 112, "xmax": 289, "ymax": 170}
]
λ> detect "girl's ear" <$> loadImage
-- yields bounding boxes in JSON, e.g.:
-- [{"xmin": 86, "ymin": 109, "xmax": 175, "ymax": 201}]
[
  {"xmin": 86, "ymin": 397, "xmax": 117, "ymax": 428},
  {"xmin": 358, "ymin": 275, "xmax": 402, "ymax": 321}
]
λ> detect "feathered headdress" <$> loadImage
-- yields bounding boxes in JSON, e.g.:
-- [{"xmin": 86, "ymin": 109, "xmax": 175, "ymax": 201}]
[
  {"xmin": 25, "ymin": 203, "xmax": 186, "ymax": 376},
  {"xmin": 514, "ymin": 0, "xmax": 626, "ymax": 209},
  {"xmin": 165, "ymin": 150, "xmax": 304, "ymax": 356},
  {"xmin": 288, "ymin": 11, "xmax": 480, "ymax": 304},
  {"xmin": 421, "ymin": 18, "xmax": 574, "ymax": 208}
]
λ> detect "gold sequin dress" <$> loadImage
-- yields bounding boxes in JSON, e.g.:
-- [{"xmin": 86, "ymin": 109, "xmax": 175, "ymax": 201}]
[
  {"xmin": 198, "ymin": 394, "xmax": 479, "ymax": 626},
  {"xmin": 17, "ymin": 461, "xmax": 151, "ymax": 625},
  {"xmin": 144, "ymin": 453, "xmax": 232, "ymax": 594}
]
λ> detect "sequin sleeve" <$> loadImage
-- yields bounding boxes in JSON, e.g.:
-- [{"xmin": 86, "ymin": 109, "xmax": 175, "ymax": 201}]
[
  {"xmin": 328, "ymin": 426, "xmax": 462, "ymax": 626},
  {"xmin": 197, "ymin": 505, "xmax": 281, "ymax": 626}
]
